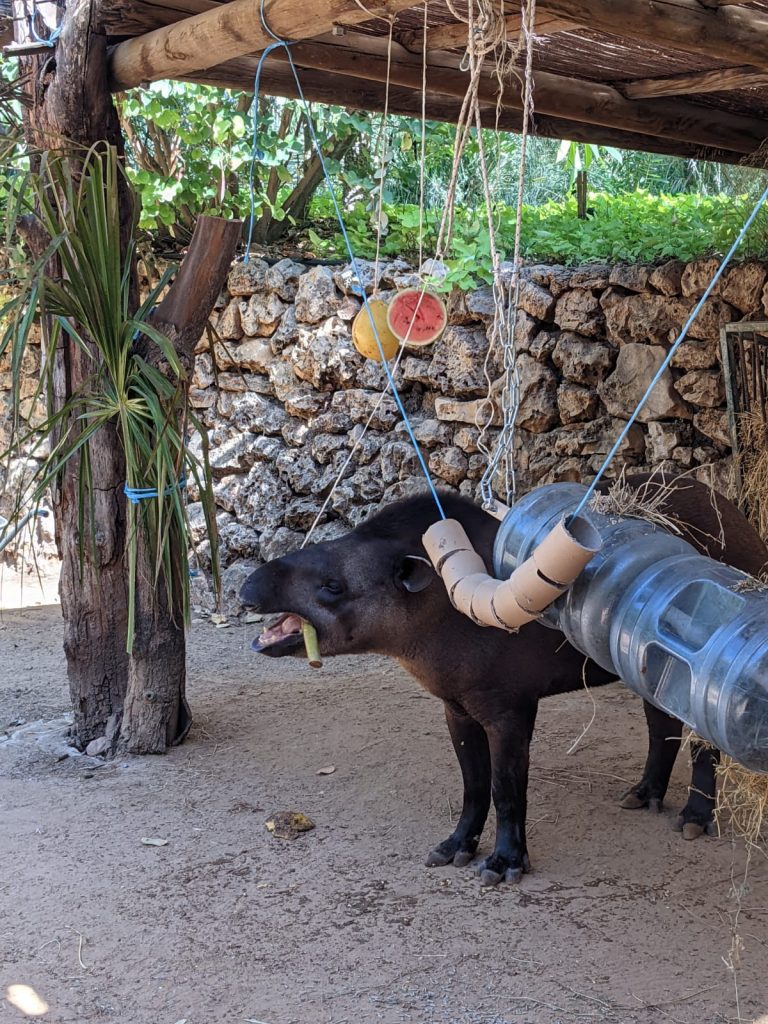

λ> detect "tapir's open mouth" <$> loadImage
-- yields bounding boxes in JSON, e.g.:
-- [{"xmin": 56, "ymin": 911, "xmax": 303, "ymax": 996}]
[{"xmin": 252, "ymin": 613, "xmax": 308, "ymax": 656}]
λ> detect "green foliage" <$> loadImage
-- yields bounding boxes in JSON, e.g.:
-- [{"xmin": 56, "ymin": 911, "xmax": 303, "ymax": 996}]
[
  {"xmin": 1, "ymin": 145, "xmax": 220, "ymax": 647},
  {"xmin": 308, "ymin": 189, "xmax": 768, "ymax": 289}
]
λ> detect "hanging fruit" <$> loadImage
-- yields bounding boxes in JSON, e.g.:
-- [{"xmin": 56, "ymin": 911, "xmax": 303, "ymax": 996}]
[
  {"xmin": 387, "ymin": 288, "xmax": 447, "ymax": 347},
  {"xmin": 351, "ymin": 299, "xmax": 401, "ymax": 362}
]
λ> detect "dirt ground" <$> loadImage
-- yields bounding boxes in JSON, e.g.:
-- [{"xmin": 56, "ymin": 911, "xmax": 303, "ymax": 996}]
[{"xmin": 1, "ymin": 600, "xmax": 767, "ymax": 1024}]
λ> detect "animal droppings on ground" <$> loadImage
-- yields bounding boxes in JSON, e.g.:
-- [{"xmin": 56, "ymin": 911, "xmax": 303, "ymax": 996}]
[{"xmin": 265, "ymin": 811, "xmax": 316, "ymax": 840}]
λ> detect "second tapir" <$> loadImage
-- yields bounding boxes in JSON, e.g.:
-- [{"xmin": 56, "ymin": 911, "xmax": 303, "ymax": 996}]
[{"xmin": 240, "ymin": 474, "xmax": 767, "ymax": 886}]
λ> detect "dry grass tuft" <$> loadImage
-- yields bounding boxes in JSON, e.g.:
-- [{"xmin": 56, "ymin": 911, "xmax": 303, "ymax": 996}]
[
  {"xmin": 717, "ymin": 754, "xmax": 768, "ymax": 847},
  {"xmin": 737, "ymin": 410, "xmax": 768, "ymax": 543},
  {"xmin": 588, "ymin": 466, "xmax": 685, "ymax": 535}
]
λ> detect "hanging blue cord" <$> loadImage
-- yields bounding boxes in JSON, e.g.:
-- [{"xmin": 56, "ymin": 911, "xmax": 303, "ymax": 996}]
[
  {"xmin": 27, "ymin": 14, "xmax": 62, "ymax": 46},
  {"xmin": 125, "ymin": 478, "xmax": 187, "ymax": 505},
  {"xmin": 570, "ymin": 182, "xmax": 768, "ymax": 524},
  {"xmin": 250, "ymin": 2, "xmax": 446, "ymax": 519},
  {"xmin": 244, "ymin": 41, "xmax": 286, "ymax": 266}
]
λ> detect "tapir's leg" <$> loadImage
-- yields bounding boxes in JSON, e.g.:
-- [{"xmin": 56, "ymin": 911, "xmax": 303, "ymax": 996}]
[
  {"xmin": 426, "ymin": 703, "xmax": 491, "ymax": 868},
  {"xmin": 620, "ymin": 701, "xmax": 683, "ymax": 812},
  {"xmin": 475, "ymin": 701, "xmax": 538, "ymax": 887},
  {"xmin": 674, "ymin": 742, "xmax": 720, "ymax": 840}
]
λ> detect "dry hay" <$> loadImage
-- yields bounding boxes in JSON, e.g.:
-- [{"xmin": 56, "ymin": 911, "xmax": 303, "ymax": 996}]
[
  {"xmin": 717, "ymin": 755, "xmax": 768, "ymax": 848},
  {"xmin": 587, "ymin": 466, "xmax": 686, "ymax": 535},
  {"xmin": 736, "ymin": 409, "xmax": 768, "ymax": 543}
]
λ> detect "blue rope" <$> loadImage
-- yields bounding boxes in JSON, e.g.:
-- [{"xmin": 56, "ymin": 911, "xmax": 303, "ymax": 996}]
[
  {"xmin": 570, "ymin": 182, "xmax": 768, "ymax": 524},
  {"xmin": 125, "ymin": 478, "xmax": 187, "ymax": 505},
  {"xmin": 27, "ymin": 14, "xmax": 61, "ymax": 46},
  {"xmin": 248, "ymin": 2, "xmax": 446, "ymax": 519}
]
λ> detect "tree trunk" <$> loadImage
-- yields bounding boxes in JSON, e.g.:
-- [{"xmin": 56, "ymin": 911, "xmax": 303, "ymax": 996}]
[
  {"xmin": 118, "ymin": 216, "xmax": 241, "ymax": 754},
  {"xmin": 19, "ymin": 2, "xmax": 133, "ymax": 747}
]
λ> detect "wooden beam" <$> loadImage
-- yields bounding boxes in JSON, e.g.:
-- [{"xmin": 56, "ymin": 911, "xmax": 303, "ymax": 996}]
[
  {"xmin": 192, "ymin": 60, "xmax": 743, "ymax": 164},
  {"xmin": 533, "ymin": 0, "xmax": 768, "ymax": 72},
  {"xmin": 108, "ymin": 0, "xmax": 419, "ymax": 91},
  {"xmin": 400, "ymin": 10, "xmax": 578, "ymax": 52},
  {"xmin": 274, "ymin": 41, "xmax": 767, "ymax": 155},
  {"xmin": 622, "ymin": 65, "xmax": 768, "ymax": 100}
]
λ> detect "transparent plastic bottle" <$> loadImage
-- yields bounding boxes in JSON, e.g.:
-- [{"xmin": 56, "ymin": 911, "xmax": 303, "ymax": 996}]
[{"xmin": 492, "ymin": 483, "xmax": 768, "ymax": 772}]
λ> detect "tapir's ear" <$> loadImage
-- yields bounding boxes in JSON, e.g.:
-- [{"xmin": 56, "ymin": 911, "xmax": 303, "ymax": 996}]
[{"xmin": 396, "ymin": 555, "xmax": 436, "ymax": 593}]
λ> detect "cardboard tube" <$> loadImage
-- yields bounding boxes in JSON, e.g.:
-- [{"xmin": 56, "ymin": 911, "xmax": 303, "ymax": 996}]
[
  {"xmin": 441, "ymin": 548, "xmax": 488, "ymax": 593},
  {"xmin": 452, "ymin": 573, "xmax": 494, "ymax": 618},
  {"xmin": 533, "ymin": 515, "xmax": 602, "ymax": 586},
  {"xmin": 422, "ymin": 519, "xmax": 475, "ymax": 571},
  {"xmin": 491, "ymin": 578, "xmax": 539, "ymax": 629},
  {"xmin": 422, "ymin": 510, "xmax": 600, "ymax": 634},
  {"xmin": 510, "ymin": 556, "xmax": 567, "ymax": 613}
]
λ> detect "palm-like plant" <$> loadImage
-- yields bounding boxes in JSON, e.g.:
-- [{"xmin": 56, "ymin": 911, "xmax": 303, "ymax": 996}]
[{"xmin": 1, "ymin": 144, "xmax": 220, "ymax": 649}]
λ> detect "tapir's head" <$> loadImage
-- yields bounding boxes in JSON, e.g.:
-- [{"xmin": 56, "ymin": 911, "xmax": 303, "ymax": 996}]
[{"xmin": 239, "ymin": 492, "xmax": 496, "ymax": 661}]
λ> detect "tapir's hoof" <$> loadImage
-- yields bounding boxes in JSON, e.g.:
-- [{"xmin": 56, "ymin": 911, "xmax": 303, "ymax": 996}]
[
  {"xmin": 476, "ymin": 853, "xmax": 529, "ymax": 886},
  {"xmin": 425, "ymin": 841, "xmax": 477, "ymax": 868},
  {"xmin": 674, "ymin": 815, "xmax": 717, "ymax": 840},
  {"xmin": 620, "ymin": 788, "xmax": 662, "ymax": 812}
]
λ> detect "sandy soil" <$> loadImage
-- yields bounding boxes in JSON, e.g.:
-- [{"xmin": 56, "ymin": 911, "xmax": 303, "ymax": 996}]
[{"xmin": 1, "ymin": 603, "xmax": 767, "ymax": 1024}]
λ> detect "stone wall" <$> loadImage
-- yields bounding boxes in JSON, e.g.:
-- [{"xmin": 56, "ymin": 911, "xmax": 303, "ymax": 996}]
[
  {"xmin": 3, "ymin": 256, "xmax": 765, "ymax": 593},
  {"xmin": 186, "ymin": 255, "xmax": 766, "ymax": 608}
]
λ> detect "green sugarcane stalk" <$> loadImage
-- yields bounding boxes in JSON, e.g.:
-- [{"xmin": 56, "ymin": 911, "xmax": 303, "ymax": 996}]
[{"xmin": 302, "ymin": 620, "xmax": 322, "ymax": 669}]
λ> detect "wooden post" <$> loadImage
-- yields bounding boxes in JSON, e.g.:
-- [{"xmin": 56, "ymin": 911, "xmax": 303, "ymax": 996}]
[{"xmin": 118, "ymin": 217, "xmax": 240, "ymax": 755}]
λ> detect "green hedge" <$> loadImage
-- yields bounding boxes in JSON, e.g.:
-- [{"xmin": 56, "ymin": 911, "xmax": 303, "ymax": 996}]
[{"xmin": 309, "ymin": 189, "xmax": 768, "ymax": 289}]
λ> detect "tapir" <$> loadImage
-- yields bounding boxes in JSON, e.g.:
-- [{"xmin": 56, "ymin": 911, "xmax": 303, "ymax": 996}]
[{"xmin": 240, "ymin": 474, "xmax": 768, "ymax": 886}]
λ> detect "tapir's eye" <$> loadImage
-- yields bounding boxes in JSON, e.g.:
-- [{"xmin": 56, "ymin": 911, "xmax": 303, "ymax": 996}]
[{"xmin": 319, "ymin": 580, "xmax": 344, "ymax": 597}]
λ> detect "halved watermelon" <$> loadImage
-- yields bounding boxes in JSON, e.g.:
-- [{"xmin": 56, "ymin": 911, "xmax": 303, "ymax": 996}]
[
  {"xmin": 351, "ymin": 300, "xmax": 400, "ymax": 362},
  {"xmin": 386, "ymin": 288, "xmax": 447, "ymax": 346}
]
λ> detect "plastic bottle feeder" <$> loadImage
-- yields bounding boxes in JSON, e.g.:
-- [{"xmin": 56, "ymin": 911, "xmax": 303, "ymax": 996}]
[{"xmin": 423, "ymin": 482, "xmax": 768, "ymax": 773}]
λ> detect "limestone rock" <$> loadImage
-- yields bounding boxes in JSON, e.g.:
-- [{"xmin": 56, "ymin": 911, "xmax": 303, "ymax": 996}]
[
  {"xmin": 720, "ymin": 262, "xmax": 766, "ymax": 314},
  {"xmin": 219, "ymin": 560, "xmax": 260, "ymax": 617},
  {"xmin": 331, "ymin": 389, "xmax": 398, "ymax": 430},
  {"xmin": 219, "ymin": 521, "xmax": 261, "ymax": 563},
  {"xmin": 648, "ymin": 260, "xmax": 685, "ymax": 296},
  {"xmin": 552, "ymin": 332, "xmax": 615, "ymax": 385},
  {"xmin": 311, "ymin": 433, "xmax": 348, "ymax": 465},
  {"xmin": 693, "ymin": 409, "xmax": 731, "ymax": 448},
  {"xmin": 209, "ymin": 435, "xmax": 258, "ymax": 477},
  {"xmin": 260, "ymin": 527, "xmax": 303, "ymax": 562},
  {"xmin": 603, "ymin": 293, "xmax": 691, "ymax": 346},
  {"xmin": 294, "ymin": 265, "xmax": 341, "ymax": 323},
  {"xmin": 241, "ymin": 292, "xmax": 286, "ymax": 337},
  {"xmin": 466, "ymin": 453, "xmax": 486, "ymax": 480},
  {"xmin": 524, "ymin": 264, "xmax": 572, "ymax": 297},
  {"xmin": 216, "ymin": 372, "xmax": 273, "ymax": 396},
  {"xmin": 269, "ymin": 360, "xmax": 301, "ymax": 402},
  {"xmin": 466, "ymin": 286, "xmax": 496, "ymax": 322},
  {"xmin": 557, "ymin": 383, "xmax": 599, "ymax": 424},
  {"xmin": 86, "ymin": 737, "xmax": 109, "ymax": 757},
  {"xmin": 270, "ymin": 306, "xmax": 301, "ymax": 353},
  {"xmin": 347, "ymin": 425, "xmax": 384, "ymax": 464},
  {"xmin": 434, "ymin": 397, "xmax": 500, "ymax": 426},
  {"xmin": 681, "ymin": 258, "xmax": 721, "ymax": 298},
  {"xmin": 511, "ymin": 311, "xmax": 540, "ymax": 353},
  {"xmin": 553, "ymin": 289, "xmax": 603, "ymax": 337},
  {"xmin": 516, "ymin": 353, "xmax": 559, "ymax": 433},
  {"xmin": 291, "ymin": 318, "xmax": 361, "ymax": 390},
  {"xmin": 333, "ymin": 260, "xmax": 378, "ymax": 296},
  {"xmin": 410, "ymin": 418, "xmax": 453, "ymax": 448},
  {"xmin": 283, "ymin": 389, "xmax": 328, "ymax": 420},
  {"xmin": 401, "ymin": 357, "xmax": 432, "ymax": 386},
  {"xmin": 229, "ymin": 338, "xmax": 276, "ymax": 374},
  {"xmin": 275, "ymin": 448, "xmax": 320, "ymax": 495},
  {"xmin": 674, "ymin": 370, "xmax": 724, "ymax": 408},
  {"xmin": 685, "ymin": 298, "xmax": 735, "ymax": 342},
  {"xmin": 429, "ymin": 446, "xmax": 468, "ymax": 486},
  {"xmin": 380, "ymin": 440, "xmax": 419, "ymax": 483},
  {"xmin": 265, "ymin": 259, "xmax": 306, "ymax": 301},
  {"xmin": 282, "ymin": 419, "xmax": 311, "ymax": 448},
  {"xmin": 608, "ymin": 265, "xmax": 649, "ymax": 292},
  {"xmin": 598, "ymin": 344, "xmax": 692, "ymax": 421},
  {"xmin": 528, "ymin": 330, "xmax": 558, "ymax": 362},
  {"xmin": 518, "ymin": 280, "xmax": 556, "ymax": 321},
  {"xmin": 454, "ymin": 425, "xmax": 481, "ymax": 453},
  {"xmin": 216, "ymin": 299, "xmax": 244, "ymax": 340},
  {"xmin": 193, "ymin": 353, "xmax": 215, "ymax": 390},
  {"xmin": 646, "ymin": 422, "xmax": 691, "ymax": 462},
  {"xmin": 228, "ymin": 393, "xmax": 288, "ymax": 436},
  {"xmin": 284, "ymin": 496, "xmax": 323, "ymax": 531},
  {"xmin": 670, "ymin": 337, "xmax": 719, "ymax": 370},
  {"xmin": 228, "ymin": 260, "xmax": 268, "ymax": 296},
  {"xmin": 566, "ymin": 264, "xmax": 612, "ymax": 290},
  {"xmin": 310, "ymin": 409, "xmax": 353, "ymax": 434},
  {"xmin": 427, "ymin": 326, "xmax": 500, "ymax": 398}
]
